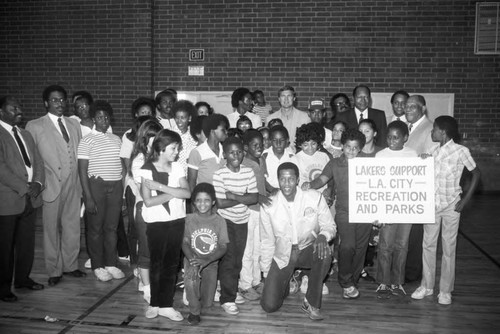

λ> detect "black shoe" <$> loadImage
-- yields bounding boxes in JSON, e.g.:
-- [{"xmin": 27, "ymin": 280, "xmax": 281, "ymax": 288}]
[
  {"xmin": 48, "ymin": 276, "xmax": 62, "ymax": 286},
  {"xmin": 187, "ymin": 313, "xmax": 201, "ymax": 325},
  {"xmin": 15, "ymin": 279, "xmax": 44, "ymax": 290},
  {"xmin": 63, "ymin": 269, "xmax": 87, "ymax": 278},
  {"xmin": 360, "ymin": 270, "xmax": 376, "ymax": 283},
  {"xmin": 1, "ymin": 292, "xmax": 18, "ymax": 302}
]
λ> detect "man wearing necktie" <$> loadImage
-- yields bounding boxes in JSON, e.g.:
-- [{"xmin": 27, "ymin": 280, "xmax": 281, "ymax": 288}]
[
  {"xmin": 0, "ymin": 96, "xmax": 45, "ymax": 302},
  {"xmin": 387, "ymin": 90, "xmax": 410, "ymax": 125},
  {"xmin": 26, "ymin": 85, "xmax": 85, "ymax": 286}
]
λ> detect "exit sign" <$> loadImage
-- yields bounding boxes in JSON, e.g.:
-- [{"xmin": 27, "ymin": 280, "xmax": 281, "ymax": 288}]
[{"xmin": 189, "ymin": 49, "xmax": 204, "ymax": 61}]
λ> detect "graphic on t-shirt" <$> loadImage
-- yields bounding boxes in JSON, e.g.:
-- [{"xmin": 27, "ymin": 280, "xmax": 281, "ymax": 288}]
[
  {"xmin": 191, "ymin": 228, "xmax": 219, "ymax": 256},
  {"xmin": 308, "ymin": 167, "xmax": 323, "ymax": 183}
]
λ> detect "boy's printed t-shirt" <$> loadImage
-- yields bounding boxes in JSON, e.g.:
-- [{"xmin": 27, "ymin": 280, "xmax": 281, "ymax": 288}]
[
  {"xmin": 262, "ymin": 147, "xmax": 296, "ymax": 189},
  {"xmin": 242, "ymin": 156, "xmax": 267, "ymax": 212},
  {"xmin": 184, "ymin": 213, "xmax": 229, "ymax": 258},
  {"xmin": 295, "ymin": 150, "xmax": 330, "ymax": 192},
  {"xmin": 187, "ymin": 141, "xmax": 225, "ymax": 185},
  {"xmin": 213, "ymin": 166, "xmax": 258, "ymax": 224}
]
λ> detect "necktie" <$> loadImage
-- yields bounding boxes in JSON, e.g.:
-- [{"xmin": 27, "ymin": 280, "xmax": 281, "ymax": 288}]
[
  {"xmin": 397, "ymin": 117, "xmax": 400, "ymax": 121},
  {"xmin": 359, "ymin": 112, "xmax": 364, "ymax": 122},
  {"xmin": 408, "ymin": 123, "xmax": 413, "ymax": 133},
  {"xmin": 58, "ymin": 118, "xmax": 70, "ymax": 143},
  {"xmin": 12, "ymin": 127, "xmax": 31, "ymax": 167}
]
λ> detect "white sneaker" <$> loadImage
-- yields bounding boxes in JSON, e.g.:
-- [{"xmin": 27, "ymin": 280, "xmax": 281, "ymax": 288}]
[
  {"xmin": 118, "ymin": 256, "xmax": 130, "ymax": 262},
  {"xmin": 322, "ymin": 283, "xmax": 329, "ymax": 295},
  {"xmin": 411, "ymin": 286, "xmax": 434, "ymax": 300},
  {"xmin": 183, "ymin": 288, "xmax": 189, "ymax": 306},
  {"xmin": 143, "ymin": 284, "xmax": 151, "ymax": 304},
  {"xmin": 300, "ymin": 276, "xmax": 309, "ymax": 294},
  {"xmin": 438, "ymin": 292, "xmax": 452, "ymax": 305},
  {"xmin": 94, "ymin": 268, "xmax": 112, "ymax": 282},
  {"xmin": 158, "ymin": 307, "xmax": 183, "ymax": 321},
  {"xmin": 221, "ymin": 302, "xmax": 239, "ymax": 315},
  {"xmin": 145, "ymin": 306, "xmax": 158, "ymax": 319},
  {"xmin": 235, "ymin": 292, "xmax": 246, "ymax": 304},
  {"xmin": 85, "ymin": 258, "xmax": 91, "ymax": 269},
  {"xmin": 105, "ymin": 266, "xmax": 125, "ymax": 279}
]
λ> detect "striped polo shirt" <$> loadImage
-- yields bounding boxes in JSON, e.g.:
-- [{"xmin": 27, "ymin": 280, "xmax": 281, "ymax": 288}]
[
  {"xmin": 78, "ymin": 130, "xmax": 123, "ymax": 181},
  {"xmin": 213, "ymin": 165, "xmax": 258, "ymax": 224}
]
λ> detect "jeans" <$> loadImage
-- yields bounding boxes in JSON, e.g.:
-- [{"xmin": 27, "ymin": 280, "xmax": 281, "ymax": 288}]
[
  {"xmin": 260, "ymin": 244, "xmax": 332, "ymax": 312},
  {"xmin": 147, "ymin": 218, "xmax": 184, "ymax": 307},
  {"xmin": 376, "ymin": 223, "xmax": 412, "ymax": 285},
  {"xmin": 134, "ymin": 202, "xmax": 150, "ymax": 269},
  {"xmin": 239, "ymin": 209, "xmax": 261, "ymax": 290},
  {"xmin": 405, "ymin": 224, "xmax": 424, "ymax": 282},
  {"xmin": 86, "ymin": 178, "xmax": 123, "ymax": 269},
  {"xmin": 184, "ymin": 258, "xmax": 218, "ymax": 315},
  {"xmin": 421, "ymin": 197, "xmax": 461, "ymax": 294},
  {"xmin": 336, "ymin": 212, "xmax": 371, "ymax": 288},
  {"xmin": 218, "ymin": 219, "xmax": 247, "ymax": 304}
]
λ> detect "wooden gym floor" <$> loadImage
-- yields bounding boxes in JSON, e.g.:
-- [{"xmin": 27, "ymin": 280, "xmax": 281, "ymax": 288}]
[{"xmin": 0, "ymin": 194, "xmax": 498, "ymax": 334}]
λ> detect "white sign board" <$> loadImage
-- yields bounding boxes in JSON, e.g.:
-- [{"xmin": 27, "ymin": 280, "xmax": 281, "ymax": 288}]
[{"xmin": 348, "ymin": 158, "xmax": 435, "ymax": 224}]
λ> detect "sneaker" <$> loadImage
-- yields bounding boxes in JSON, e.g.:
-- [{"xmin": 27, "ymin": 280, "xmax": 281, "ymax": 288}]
[
  {"xmin": 239, "ymin": 287, "xmax": 260, "ymax": 301},
  {"xmin": 221, "ymin": 302, "xmax": 239, "ymax": 315},
  {"xmin": 391, "ymin": 284, "xmax": 407, "ymax": 296},
  {"xmin": 105, "ymin": 266, "xmax": 125, "ymax": 279},
  {"xmin": 118, "ymin": 256, "xmax": 130, "ymax": 262},
  {"xmin": 301, "ymin": 298, "xmax": 324, "ymax": 321},
  {"xmin": 187, "ymin": 313, "xmax": 201, "ymax": 325},
  {"xmin": 289, "ymin": 270, "xmax": 300, "ymax": 295},
  {"xmin": 145, "ymin": 306, "xmax": 158, "ymax": 319},
  {"xmin": 235, "ymin": 292, "xmax": 246, "ymax": 304},
  {"xmin": 253, "ymin": 282, "xmax": 264, "ymax": 294},
  {"xmin": 85, "ymin": 258, "xmax": 91, "ymax": 269},
  {"xmin": 300, "ymin": 276, "xmax": 309, "ymax": 294},
  {"xmin": 411, "ymin": 286, "xmax": 434, "ymax": 300},
  {"xmin": 143, "ymin": 284, "xmax": 151, "ymax": 304},
  {"xmin": 438, "ymin": 292, "xmax": 452, "ymax": 305},
  {"xmin": 94, "ymin": 268, "xmax": 112, "ymax": 282},
  {"xmin": 343, "ymin": 286, "xmax": 360, "ymax": 299},
  {"xmin": 158, "ymin": 307, "xmax": 183, "ymax": 321},
  {"xmin": 322, "ymin": 283, "xmax": 329, "ymax": 295},
  {"xmin": 360, "ymin": 269, "xmax": 376, "ymax": 283},
  {"xmin": 133, "ymin": 267, "xmax": 140, "ymax": 278},
  {"xmin": 183, "ymin": 288, "xmax": 189, "ymax": 306},
  {"xmin": 376, "ymin": 284, "xmax": 392, "ymax": 299}
]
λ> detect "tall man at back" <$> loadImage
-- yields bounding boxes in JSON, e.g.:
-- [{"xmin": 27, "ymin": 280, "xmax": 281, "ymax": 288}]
[{"xmin": 26, "ymin": 85, "xmax": 86, "ymax": 286}]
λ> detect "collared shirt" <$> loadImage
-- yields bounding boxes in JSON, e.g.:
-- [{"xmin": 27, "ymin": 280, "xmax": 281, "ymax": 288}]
[
  {"xmin": 262, "ymin": 147, "xmax": 296, "ymax": 188},
  {"xmin": 408, "ymin": 115, "xmax": 425, "ymax": 134},
  {"xmin": 266, "ymin": 107, "xmax": 310, "ymax": 152},
  {"xmin": 355, "ymin": 107, "xmax": 367, "ymax": 123},
  {"xmin": 227, "ymin": 111, "xmax": 262, "ymax": 129},
  {"xmin": 47, "ymin": 112, "xmax": 71, "ymax": 140},
  {"xmin": 260, "ymin": 188, "xmax": 336, "ymax": 273},
  {"xmin": 187, "ymin": 141, "xmax": 225, "ymax": 185},
  {"xmin": 429, "ymin": 139, "xmax": 477, "ymax": 211},
  {"xmin": 0, "ymin": 119, "xmax": 33, "ymax": 181},
  {"xmin": 389, "ymin": 114, "xmax": 407, "ymax": 123}
]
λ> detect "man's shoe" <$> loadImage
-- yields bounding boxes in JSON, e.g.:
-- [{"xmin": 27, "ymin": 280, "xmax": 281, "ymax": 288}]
[
  {"xmin": 360, "ymin": 269, "xmax": 376, "ymax": 283},
  {"xmin": 235, "ymin": 292, "xmax": 246, "ymax": 304},
  {"xmin": 438, "ymin": 292, "xmax": 452, "ymax": 305},
  {"xmin": 343, "ymin": 286, "xmax": 360, "ymax": 299},
  {"xmin": 48, "ymin": 276, "xmax": 62, "ymax": 286},
  {"xmin": 411, "ymin": 286, "xmax": 433, "ymax": 300},
  {"xmin": 63, "ymin": 269, "xmax": 87, "ymax": 278},
  {"xmin": 301, "ymin": 298, "xmax": 324, "ymax": 320},
  {"xmin": 158, "ymin": 307, "xmax": 183, "ymax": 321},
  {"xmin": 391, "ymin": 284, "xmax": 407, "ymax": 296},
  {"xmin": 239, "ymin": 287, "xmax": 260, "ymax": 301},
  {"xmin": 376, "ymin": 284, "xmax": 392, "ymax": 299},
  {"xmin": 1, "ymin": 292, "xmax": 18, "ymax": 302},
  {"xmin": 221, "ymin": 302, "xmax": 239, "ymax": 315},
  {"xmin": 187, "ymin": 313, "xmax": 201, "ymax": 325},
  {"xmin": 15, "ymin": 279, "xmax": 44, "ymax": 290},
  {"xmin": 94, "ymin": 268, "xmax": 113, "ymax": 282},
  {"xmin": 105, "ymin": 266, "xmax": 125, "ymax": 279},
  {"xmin": 145, "ymin": 306, "xmax": 159, "ymax": 319}
]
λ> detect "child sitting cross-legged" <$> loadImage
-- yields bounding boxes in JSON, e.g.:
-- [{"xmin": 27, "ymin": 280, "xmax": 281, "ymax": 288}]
[{"xmin": 182, "ymin": 183, "xmax": 228, "ymax": 325}]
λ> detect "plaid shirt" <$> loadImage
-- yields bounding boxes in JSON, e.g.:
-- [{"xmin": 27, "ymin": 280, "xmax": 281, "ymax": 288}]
[{"xmin": 430, "ymin": 140, "xmax": 476, "ymax": 211}]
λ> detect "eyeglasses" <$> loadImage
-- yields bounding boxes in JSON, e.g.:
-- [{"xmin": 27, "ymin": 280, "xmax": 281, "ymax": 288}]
[{"xmin": 48, "ymin": 98, "xmax": 67, "ymax": 104}]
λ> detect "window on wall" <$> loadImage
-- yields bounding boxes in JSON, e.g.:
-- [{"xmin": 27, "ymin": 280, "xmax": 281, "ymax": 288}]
[{"xmin": 475, "ymin": 2, "xmax": 500, "ymax": 54}]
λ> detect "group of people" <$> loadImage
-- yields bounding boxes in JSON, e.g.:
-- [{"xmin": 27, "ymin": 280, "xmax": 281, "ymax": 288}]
[{"xmin": 0, "ymin": 83, "xmax": 480, "ymax": 325}]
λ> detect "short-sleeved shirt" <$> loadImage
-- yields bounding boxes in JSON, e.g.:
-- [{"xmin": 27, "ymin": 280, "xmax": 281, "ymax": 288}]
[
  {"xmin": 77, "ymin": 130, "xmax": 122, "ymax": 181},
  {"xmin": 173, "ymin": 127, "xmax": 197, "ymax": 175},
  {"xmin": 376, "ymin": 146, "xmax": 417, "ymax": 158},
  {"xmin": 429, "ymin": 139, "xmax": 477, "ymax": 211},
  {"xmin": 119, "ymin": 129, "xmax": 134, "ymax": 159},
  {"xmin": 295, "ymin": 150, "xmax": 330, "ymax": 192},
  {"xmin": 252, "ymin": 104, "xmax": 273, "ymax": 125},
  {"xmin": 184, "ymin": 212, "xmax": 229, "ymax": 258},
  {"xmin": 263, "ymin": 148, "xmax": 296, "ymax": 189},
  {"xmin": 213, "ymin": 165, "xmax": 258, "ymax": 224},
  {"xmin": 226, "ymin": 111, "xmax": 262, "ymax": 130},
  {"xmin": 322, "ymin": 155, "xmax": 349, "ymax": 215},
  {"xmin": 187, "ymin": 141, "xmax": 225, "ymax": 185},
  {"xmin": 242, "ymin": 156, "xmax": 267, "ymax": 211}
]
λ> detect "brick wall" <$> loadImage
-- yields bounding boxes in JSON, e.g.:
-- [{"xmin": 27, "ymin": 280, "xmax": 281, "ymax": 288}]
[{"xmin": 1, "ymin": 0, "xmax": 499, "ymax": 190}]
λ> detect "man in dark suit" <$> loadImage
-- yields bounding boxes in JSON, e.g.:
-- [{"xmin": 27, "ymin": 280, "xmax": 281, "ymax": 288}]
[
  {"xmin": 334, "ymin": 85, "xmax": 388, "ymax": 148},
  {"xmin": 0, "ymin": 96, "xmax": 45, "ymax": 302},
  {"xmin": 26, "ymin": 85, "xmax": 86, "ymax": 286}
]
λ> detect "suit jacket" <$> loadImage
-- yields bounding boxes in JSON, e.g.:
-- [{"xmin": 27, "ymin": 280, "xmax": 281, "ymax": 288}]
[
  {"xmin": 405, "ymin": 116, "xmax": 436, "ymax": 155},
  {"xmin": 0, "ymin": 125, "xmax": 45, "ymax": 215},
  {"xmin": 332, "ymin": 108, "xmax": 388, "ymax": 148},
  {"xmin": 26, "ymin": 114, "xmax": 82, "ymax": 202}
]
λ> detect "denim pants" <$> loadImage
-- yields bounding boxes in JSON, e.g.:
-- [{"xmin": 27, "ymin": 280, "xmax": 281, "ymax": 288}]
[
  {"xmin": 218, "ymin": 219, "xmax": 247, "ymax": 304},
  {"xmin": 336, "ymin": 212, "xmax": 372, "ymax": 288},
  {"xmin": 147, "ymin": 218, "xmax": 184, "ymax": 308},
  {"xmin": 376, "ymin": 223, "xmax": 412, "ymax": 285},
  {"xmin": 184, "ymin": 258, "xmax": 218, "ymax": 315},
  {"xmin": 421, "ymin": 197, "xmax": 461, "ymax": 294},
  {"xmin": 86, "ymin": 178, "xmax": 123, "ymax": 270},
  {"xmin": 260, "ymin": 244, "xmax": 332, "ymax": 312},
  {"xmin": 134, "ymin": 202, "xmax": 150, "ymax": 269}
]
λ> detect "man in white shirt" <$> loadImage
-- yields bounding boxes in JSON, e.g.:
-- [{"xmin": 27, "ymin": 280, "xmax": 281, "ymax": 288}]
[
  {"xmin": 226, "ymin": 87, "xmax": 262, "ymax": 129},
  {"xmin": 387, "ymin": 90, "xmax": 409, "ymax": 124},
  {"xmin": 260, "ymin": 162, "xmax": 336, "ymax": 320}
]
